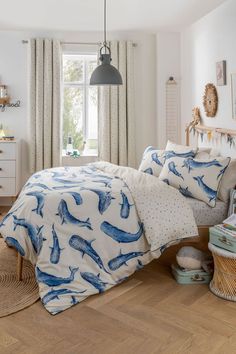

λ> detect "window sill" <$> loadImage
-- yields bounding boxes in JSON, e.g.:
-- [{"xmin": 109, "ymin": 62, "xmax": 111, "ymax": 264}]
[
  {"xmin": 62, "ymin": 154, "xmax": 98, "ymax": 167},
  {"xmin": 62, "ymin": 154, "xmax": 98, "ymax": 158}
]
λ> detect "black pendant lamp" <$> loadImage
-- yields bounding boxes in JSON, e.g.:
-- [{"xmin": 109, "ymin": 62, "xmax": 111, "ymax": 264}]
[{"xmin": 90, "ymin": 0, "xmax": 123, "ymax": 86}]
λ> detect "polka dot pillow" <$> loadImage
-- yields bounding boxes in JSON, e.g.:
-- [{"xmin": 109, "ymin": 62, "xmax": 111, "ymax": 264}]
[
  {"xmin": 159, "ymin": 156, "xmax": 231, "ymax": 207},
  {"xmin": 139, "ymin": 145, "xmax": 197, "ymax": 177}
]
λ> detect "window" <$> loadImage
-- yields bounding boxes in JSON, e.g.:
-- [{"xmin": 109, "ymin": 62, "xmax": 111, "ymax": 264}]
[{"xmin": 62, "ymin": 53, "xmax": 98, "ymax": 156}]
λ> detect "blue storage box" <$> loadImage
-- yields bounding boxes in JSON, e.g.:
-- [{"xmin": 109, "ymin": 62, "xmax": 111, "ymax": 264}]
[
  {"xmin": 171, "ymin": 264, "xmax": 212, "ymax": 285},
  {"xmin": 209, "ymin": 226, "xmax": 236, "ymax": 253}
]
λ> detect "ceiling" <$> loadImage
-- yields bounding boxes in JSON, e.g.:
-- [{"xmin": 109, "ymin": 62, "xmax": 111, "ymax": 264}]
[{"xmin": 0, "ymin": 0, "xmax": 227, "ymax": 32}]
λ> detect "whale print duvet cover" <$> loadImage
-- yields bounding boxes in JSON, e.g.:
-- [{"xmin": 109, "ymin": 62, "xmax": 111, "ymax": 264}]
[{"xmin": 0, "ymin": 162, "xmax": 198, "ymax": 314}]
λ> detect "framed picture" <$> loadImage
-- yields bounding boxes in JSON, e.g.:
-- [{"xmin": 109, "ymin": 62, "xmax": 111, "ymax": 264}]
[
  {"xmin": 231, "ymin": 73, "xmax": 236, "ymax": 120},
  {"xmin": 216, "ymin": 60, "xmax": 227, "ymax": 86}
]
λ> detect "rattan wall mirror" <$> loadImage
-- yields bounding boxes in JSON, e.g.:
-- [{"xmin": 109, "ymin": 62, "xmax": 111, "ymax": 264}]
[{"xmin": 203, "ymin": 83, "xmax": 218, "ymax": 117}]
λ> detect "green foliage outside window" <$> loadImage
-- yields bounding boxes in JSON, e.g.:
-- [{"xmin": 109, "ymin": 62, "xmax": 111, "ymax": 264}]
[
  {"xmin": 63, "ymin": 58, "xmax": 84, "ymax": 151},
  {"xmin": 63, "ymin": 55, "xmax": 98, "ymax": 153}
]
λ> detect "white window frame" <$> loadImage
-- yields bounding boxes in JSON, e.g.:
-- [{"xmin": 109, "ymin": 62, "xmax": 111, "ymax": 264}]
[{"xmin": 62, "ymin": 50, "xmax": 98, "ymax": 157}]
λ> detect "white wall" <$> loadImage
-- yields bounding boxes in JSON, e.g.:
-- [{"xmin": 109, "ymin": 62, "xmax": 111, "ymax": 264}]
[
  {"xmin": 156, "ymin": 32, "xmax": 181, "ymax": 148},
  {"xmin": 181, "ymin": 0, "xmax": 236, "ymax": 156},
  {"xmin": 0, "ymin": 30, "xmax": 157, "ymax": 188}
]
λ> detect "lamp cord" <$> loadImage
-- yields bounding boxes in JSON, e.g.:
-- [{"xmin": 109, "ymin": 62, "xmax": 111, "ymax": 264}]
[{"xmin": 104, "ymin": 0, "xmax": 107, "ymax": 48}]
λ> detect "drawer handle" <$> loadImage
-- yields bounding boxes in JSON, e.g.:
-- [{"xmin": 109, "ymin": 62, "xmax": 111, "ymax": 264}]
[
  {"xmin": 0, "ymin": 186, "xmax": 2, "ymax": 188},
  {"xmin": 219, "ymin": 236, "xmax": 233, "ymax": 247},
  {"xmin": 191, "ymin": 274, "xmax": 205, "ymax": 282},
  {"xmin": 0, "ymin": 150, "xmax": 2, "ymax": 153},
  {"xmin": 0, "ymin": 168, "xmax": 2, "ymax": 171}
]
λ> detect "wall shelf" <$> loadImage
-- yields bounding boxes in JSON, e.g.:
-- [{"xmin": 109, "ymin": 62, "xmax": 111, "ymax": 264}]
[{"xmin": 0, "ymin": 100, "xmax": 21, "ymax": 112}]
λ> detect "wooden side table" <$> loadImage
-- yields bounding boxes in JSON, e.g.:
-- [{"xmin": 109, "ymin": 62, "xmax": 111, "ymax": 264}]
[
  {"xmin": 209, "ymin": 242, "xmax": 236, "ymax": 301},
  {"xmin": 0, "ymin": 140, "xmax": 21, "ymax": 199}
]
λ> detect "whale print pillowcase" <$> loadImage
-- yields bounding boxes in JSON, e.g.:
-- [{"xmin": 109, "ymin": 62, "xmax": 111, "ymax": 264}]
[
  {"xmin": 139, "ymin": 146, "xmax": 197, "ymax": 177},
  {"xmin": 159, "ymin": 156, "xmax": 231, "ymax": 207}
]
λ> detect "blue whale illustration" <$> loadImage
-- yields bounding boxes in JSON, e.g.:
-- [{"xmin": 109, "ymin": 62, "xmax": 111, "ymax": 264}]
[
  {"xmin": 92, "ymin": 174, "xmax": 113, "ymax": 181},
  {"xmin": 182, "ymin": 158, "xmax": 222, "ymax": 173},
  {"xmin": 168, "ymin": 161, "xmax": 184, "ymax": 180},
  {"xmin": 53, "ymin": 177, "xmax": 84, "ymax": 185},
  {"xmin": 120, "ymin": 191, "xmax": 133, "ymax": 219},
  {"xmin": 91, "ymin": 179, "xmax": 112, "ymax": 188},
  {"xmin": 151, "ymin": 152, "xmax": 163, "ymax": 166},
  {"xmin": 100, "ymin": 221, "xmax": 143, "ymax": 243},
  {"xmin": 143, "ymin": 168, "xmax": 153, "ymax": 175},
  {"xmin": 26, "ymin": 190, "xmax": 45, "ymax": 217},
  {"xmin": 217, "ymin": 165, "xmax": 228, "ymax": 180},
  {"xmin": 80, "ymin": 272, "xmax": 108, "ymax": 293},
  {"xmin": 36, "ymin": 266, "xmax": 79, "ymax": 287},
  {"xmin": 136, "ymin": 259, "xmax": 144, "ymax": 271},
  {"xmin": 144, "ymin": 146, "xmax": 156, "ymax": 154},
  {"xmin": 162, "ymin": 178, "xmax": 170, "ymax": 185},
  {"xmin": 42, "ymin": 288, "xmax": 85, "ymax": 305},
  {"xmin": 82, "ymin": 188, "xmax": 114, "ymax": 214},
  {"xmin": 56, "ymin": 199, "xmax": 92, "ymax": 230},
  {"xmin": 50, "ymin": 224, "xmax": 64, "ymax": 264},
  {"xmin": 164, "ymin": 150, "xmax": 195, "ymax": 161},
  {"xmin": 24, "ymin": 182, "xmax": 51, "ymax": 191},
  {"xmin": 179, "ymin": 185, "xmax": 194, "ymax": 198},
  {"xmin": 66, "ymin": 191, "xmax": 83, "ymax": 205},
  {"xmin": 108, "ymin": 250, "xmax": 148, "ymax": 271},
  {"xmin": 53, "ymin": 185, "xmax": 79, "ymax": 190},
  {"xmin": 69, "ymin": 235, "xmax": 110, "ymax": 274},
  {"xmin": 5, "ymin": 237, "xmax": 25, "ymax": 257},
  {"xmin": 13, "ymin": 216, "xmax": 44, "ymax": 254},
  {"xmin": 0, "ymin": 202, "xmax": 24, "ymax": 227},
  {"xmin": 193, "ymin": 175, "xmax": 217, "ymax": 202},
  {"xmin": 71, "ymin": 296, "xmax": 80, "ymax": 305},
  {"xmin": 32, "ymin": 173, "xmax": 42, "ymax": 179},
  {"xmin": 91, "ymin": 174, "xmax": 113, "ymax": 188}
]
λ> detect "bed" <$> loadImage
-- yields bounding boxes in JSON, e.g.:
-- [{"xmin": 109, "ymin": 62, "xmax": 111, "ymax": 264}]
[
  {"xmin": 186, "ymin": 198, "xmax": 228, "ymax": 226},
  {"xmin": 0, "ymin": 162, "xmax": 197, "ymax": 314}
]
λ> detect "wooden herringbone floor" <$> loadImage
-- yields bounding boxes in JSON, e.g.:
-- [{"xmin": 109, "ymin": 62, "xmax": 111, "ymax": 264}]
[
  {"xmin": 0, "ymin": 206, "xmax": 236, "ymax": 354},
  {"xmin": 0, "ymin": 256, "xmax": 236, "ymax": 354}
]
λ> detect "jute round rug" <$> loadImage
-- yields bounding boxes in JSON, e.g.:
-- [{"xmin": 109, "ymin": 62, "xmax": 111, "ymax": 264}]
[{"xmin": 0, "ymin": 239, "xmax": 39, "ymax": 317}]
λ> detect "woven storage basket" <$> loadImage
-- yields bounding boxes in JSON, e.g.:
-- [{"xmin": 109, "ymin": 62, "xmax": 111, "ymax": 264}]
[{"xmin": 209, "ymin": 242, "xmax": 236, "ymax": 301}]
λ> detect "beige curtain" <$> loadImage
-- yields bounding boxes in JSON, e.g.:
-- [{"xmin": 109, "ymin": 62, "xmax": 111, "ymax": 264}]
[
  {"xmin": 29, "ymin": 38, "xmax": 62, "ymax": 173},
  {"xmin": 98, "ymin": 41, "xmax": 135, "ymax": 167}
]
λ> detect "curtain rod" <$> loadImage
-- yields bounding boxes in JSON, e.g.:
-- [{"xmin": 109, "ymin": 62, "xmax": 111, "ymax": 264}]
[{"xmin": 22, "ymin": 40, "xmax": 137, "ymax": 47}]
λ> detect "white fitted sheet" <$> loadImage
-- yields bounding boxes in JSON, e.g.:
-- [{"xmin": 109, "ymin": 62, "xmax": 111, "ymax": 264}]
[{"xmin": 185, "ymin": 197, "xmax": 228, "ymax": 226}]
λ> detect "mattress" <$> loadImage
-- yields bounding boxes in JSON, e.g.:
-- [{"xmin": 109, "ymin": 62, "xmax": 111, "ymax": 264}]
[{"xmin": 185, "ymin": 197, "xmax": 228, "ymax": 226}]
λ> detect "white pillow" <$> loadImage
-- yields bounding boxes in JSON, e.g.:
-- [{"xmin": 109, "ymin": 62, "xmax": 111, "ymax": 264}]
[
  {"xmin": 195, "ymin": 148, "xmax": 220, "ymax": 160},
  {"xmin": 165, "ymin": 140, "xmax": 198, "ymax": 154},
  {"xmin": 159, "ymin": 156, "xmax": 231, "ymax": 207},
  {"xmin": 139, "ymin": 145, "xmax": 197, "ymax": 177},
  {"xmin": 218, "ymin": 159, "xmax": 236, "ymax": 202}
]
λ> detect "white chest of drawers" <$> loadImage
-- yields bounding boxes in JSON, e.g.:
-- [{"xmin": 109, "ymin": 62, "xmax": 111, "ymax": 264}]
[{"xmin": 0, "ymin": 140, "xmax": 21, "ymax": 197}]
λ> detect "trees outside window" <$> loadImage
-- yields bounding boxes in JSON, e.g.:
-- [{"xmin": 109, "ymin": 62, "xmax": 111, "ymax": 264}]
[{"xmin": 62, "ymin": 54, "xmax": 98, "ymax": 156}]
